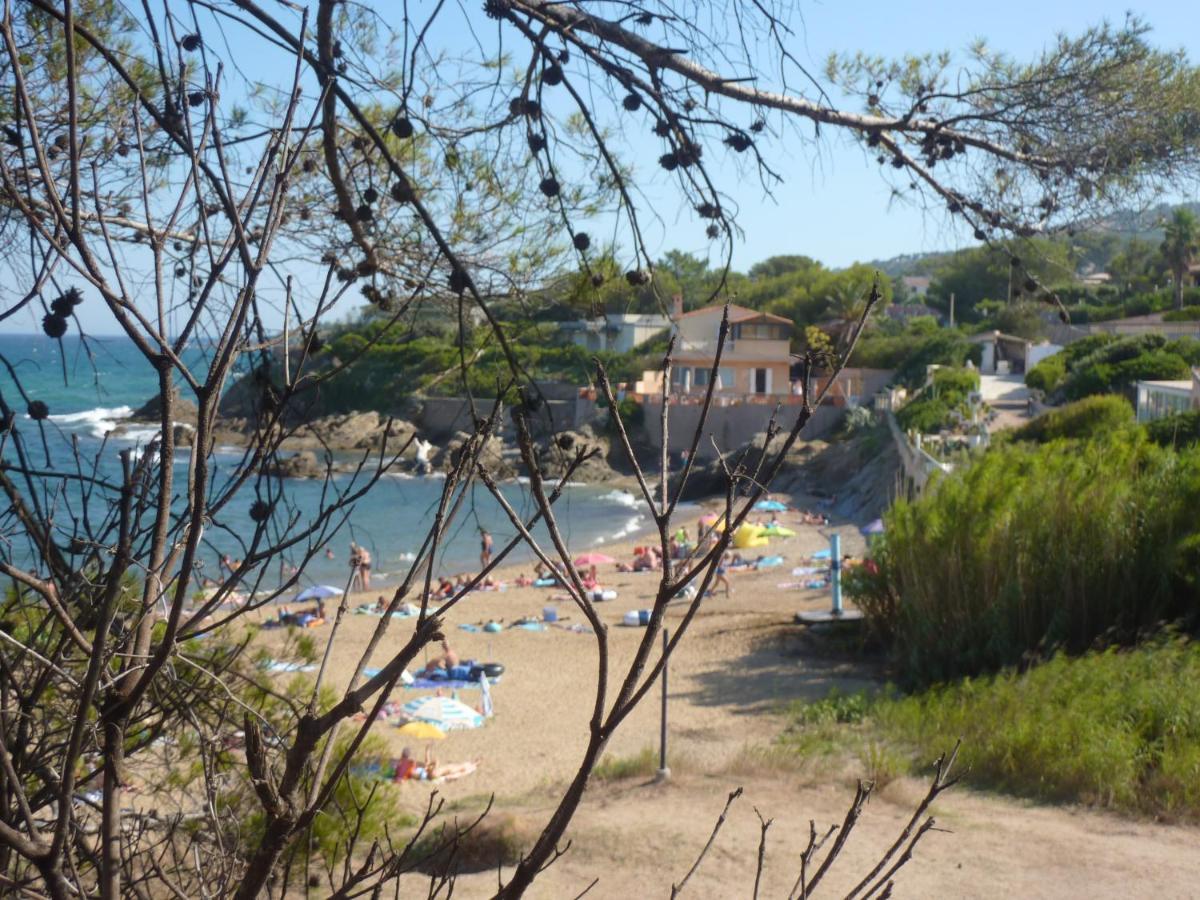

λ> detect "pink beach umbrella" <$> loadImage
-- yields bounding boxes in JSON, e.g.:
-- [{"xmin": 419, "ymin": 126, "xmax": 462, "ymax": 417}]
[{"xmin": 574, "ymin": 552, "xmax": 616, "ymax": 567}]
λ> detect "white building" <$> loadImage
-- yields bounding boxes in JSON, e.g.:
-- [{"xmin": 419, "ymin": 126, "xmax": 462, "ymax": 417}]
[
  {"xmin": 560, "ymin": 313, "xmax": 670, "ymax": 353},
  {"xmin": 1135, "ymin": 380, "xmax": 1193, "ymax": 422},
  {"xmin": 971, "ymin": 331, "xmax": 1061, "ymax": 376}
]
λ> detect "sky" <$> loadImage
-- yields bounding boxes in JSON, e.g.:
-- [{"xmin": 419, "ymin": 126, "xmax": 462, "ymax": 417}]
[
  {"xmin": 721, "ymin": 0, "xmax": 1200, "ymax": 269},
  {"xmin": 1, "ymin": 0, "xmax": 1197, "ymax": 335}
]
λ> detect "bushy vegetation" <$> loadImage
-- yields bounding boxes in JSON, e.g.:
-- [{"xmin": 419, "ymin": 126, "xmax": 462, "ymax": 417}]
[
  {"xmin": 871, "ymin": 639, "xmax": 1200, "ymax": 818},
  {"xmin": 1008, "ymin": 394, "xmax": 1134, "ymax": 444},
  {"xmin": 895, "ymin": 366, "xmax": 980, "ymax": 434},
  {"xmin": 850, "ymin": 320, "xmax": 980, "ymax": 388},
  {"xmin": 789, "ymin": 639, "xmax": 1200, "ymax": 819},
  {"xmin": 1147, "ymin": 409, "xmax": 1200, "ymax": 448},
  {"xmin": 850, "ymin": 434, "xmax": 1200, "ymax": 684},
  {"xmin": 1025, "ymin": 334, "xmax": 1197, "ymax": 403}
]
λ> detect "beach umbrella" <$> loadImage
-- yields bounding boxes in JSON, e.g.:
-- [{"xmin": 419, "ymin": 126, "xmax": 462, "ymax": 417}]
[
  {"xmin": 294, "ymin": 584, "xmax": 343, "ymax": 602},
  {"xmin": 754, "ymin": 499, "xmax": 788, "ymax": 513},
  {"xmin": 401, "ymin": 696, "xmax": 484, "ymax": 731},
  {"xmin": 574, "ymin": 552, "xmax": 616, "ymax": 566},
  {"xmin": 396, "ymin": 721, "xmax": 446, "ymax": 740},
  {"xmin": 861, "ymin": 519, "xmax": 885, "ymax": 536},
  {"xmin": 698, "ymin": 512, "xmax": 720, "ymax": 527}
]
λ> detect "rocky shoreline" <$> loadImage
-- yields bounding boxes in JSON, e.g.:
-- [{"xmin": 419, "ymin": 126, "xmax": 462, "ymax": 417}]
[{"xmin": 114, "ymin": 392, "xmax": 643, "ymax": 486}]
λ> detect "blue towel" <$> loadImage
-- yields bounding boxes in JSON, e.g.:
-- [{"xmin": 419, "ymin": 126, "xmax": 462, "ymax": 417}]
[{"xmin": 458, "ymin": 623, "xmax": 481, "ymax": 633}]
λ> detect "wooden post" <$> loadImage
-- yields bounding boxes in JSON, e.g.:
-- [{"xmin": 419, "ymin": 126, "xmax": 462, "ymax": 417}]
[{"xmin": 657, "ymin": 628, "xmax": 670, "ymax": 780}]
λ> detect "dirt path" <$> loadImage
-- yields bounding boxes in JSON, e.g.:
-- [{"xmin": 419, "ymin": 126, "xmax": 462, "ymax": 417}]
[{"xmin": 251, "ymin": 504, "xmax": 1200, "ymax": 897}]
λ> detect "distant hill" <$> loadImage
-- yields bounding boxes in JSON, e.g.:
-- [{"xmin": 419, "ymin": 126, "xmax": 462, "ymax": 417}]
[{"xmin": 864, "ymin": 200, "xmax": 1200, "ymax": 278}]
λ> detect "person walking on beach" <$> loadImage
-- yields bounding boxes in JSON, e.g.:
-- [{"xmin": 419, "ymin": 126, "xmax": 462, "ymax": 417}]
[{"xmin": 480, "ymin": 529, "xmax": 493, "ymax": 569}]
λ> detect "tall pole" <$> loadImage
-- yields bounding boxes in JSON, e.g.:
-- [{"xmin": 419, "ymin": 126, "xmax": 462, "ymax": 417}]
[
  {"xmin": 830, "ymin": 533, "xmax": 843, "ymax": 617},
  {"xmin": 949, "ymin": 292, "xmax": 956, "ymax": 329},
  {"xmin": 658, "ymin": 628, "xmax": 670, "ymax": 780}
]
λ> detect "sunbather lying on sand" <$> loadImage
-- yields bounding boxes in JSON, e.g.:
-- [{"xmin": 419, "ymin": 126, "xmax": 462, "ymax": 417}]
[{"xmin": 394, "ymin": 746, "xmax": 481, "ymax": 783}]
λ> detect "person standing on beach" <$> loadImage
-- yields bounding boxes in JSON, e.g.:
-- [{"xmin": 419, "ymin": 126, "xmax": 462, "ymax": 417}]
[
  {"xmin": 357, "ymin": 545, "xmax": 372, "ymax": 590},
  {"xmin": 480, "ymin": 529, "xmax": 493, "ymax": 569},
  {"xmin": 349, "ymin": 542, "xmax": 363, "ymax": 592}
]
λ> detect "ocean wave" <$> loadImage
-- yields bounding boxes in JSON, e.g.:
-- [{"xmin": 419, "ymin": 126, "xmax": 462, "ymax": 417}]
[
  {"xmin": 48, "ymin": 405, "xmax": 133, "ymax": 438},
  {"xmin": 599, "ymin": 489, "xmax": 638, "ymax": 508},
  {"xmin": 597, "ymin": 513, "xmax": 645, "ymax": 544},
  {"xmin": 115, "ymin": 427, "xmax": 161, "ymax": 444}
]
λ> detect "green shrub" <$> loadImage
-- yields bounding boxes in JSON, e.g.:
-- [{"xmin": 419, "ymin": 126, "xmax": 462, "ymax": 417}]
[
  {"xmin": 871, "ymin": 638, "xmax": 1200, "ymax": 818},
  {"xmin": 895, "ymin": 366, "xmax": 980, "ymax": 434},
  {"xmin": 1147, "ymin": 410, "xmax": 1200, "ymax": 449},
  {"xmin": 1010, "ymin": 395, "xmax": 1134, "ymax": 444},
  {"xmin": 852, "ymin": 435, "xmax": 1200, "ymax": 684},
  {"xmin": 1024, "ymin": 353, "xmax": 1066, "ymax": 393}
]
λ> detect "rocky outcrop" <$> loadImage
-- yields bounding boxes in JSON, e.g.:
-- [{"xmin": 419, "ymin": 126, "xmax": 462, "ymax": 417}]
[
  {"xmin": 131, "ymin": 389, "xmax": 199, "ymax": 424},
  {"xmin": 431, "ymin": 431, "xmax": 513, "ymax": 478},
  {"xmin": 527, "ymin": 428, "xmax": 621, "ymax": 483},
  {"xmin": 267, "ymin": 450, "xmax": 326, "ymax": 479},
  {"xmin": 281, "ymin": 411, "xmax": 414, "ymax": 453}
]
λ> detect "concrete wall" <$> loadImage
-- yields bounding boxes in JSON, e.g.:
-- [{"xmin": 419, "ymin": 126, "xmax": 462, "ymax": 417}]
[
  {"xmin": 416, "ymin": 397, "xmax": 486, "ymax": 439},
  {"xmin": 642, "ymin": 400, "xmax": 844, "ymax": 459},
  {"xmin": 885, "ymin": 412, "xmax": 953, "ymax": 496}
]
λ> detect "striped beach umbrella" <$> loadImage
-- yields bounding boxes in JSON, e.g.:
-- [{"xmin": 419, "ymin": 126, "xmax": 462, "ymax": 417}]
[{"xmin": 400, "ymin": 696, "xmax": 484, "ymax": 731}]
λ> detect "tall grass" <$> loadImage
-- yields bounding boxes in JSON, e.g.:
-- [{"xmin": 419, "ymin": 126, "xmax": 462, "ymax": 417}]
[
  {"xmin": 851, "ymin": 435, "xmax": 1200, "ymax": 683},
  {"xmin": 872, "ymin": 639, "xmax": 1200, "ymax": 818}
]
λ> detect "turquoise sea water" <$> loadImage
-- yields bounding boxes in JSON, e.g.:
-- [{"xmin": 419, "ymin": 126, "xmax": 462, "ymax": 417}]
[{"xmin": 0, "ymin": 334, "xmax": 652, "ymax": 590}]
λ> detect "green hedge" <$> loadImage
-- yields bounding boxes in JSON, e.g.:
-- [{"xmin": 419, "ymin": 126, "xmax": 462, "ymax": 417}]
[{"xmin": 1010, "ymin": 395, "xmax": 1134, "ymax": 444}]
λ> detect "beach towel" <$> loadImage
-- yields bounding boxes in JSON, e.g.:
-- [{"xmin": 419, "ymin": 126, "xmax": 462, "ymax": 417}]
[
  {"xmin": 458, "ymin": 623, "xmax": 481, "ymax": 633},
  {"xmin": 404, "ymin": 676, "xmax": 498, "ymax": 690},
  {"xmin": 261, "ymin": 660, "xmax": 316, "ymax": 673},
  {"xmin": 791, "ymin": 566, "xmax": 825, "ymax": 576},
  {"xmin": 755, "ymin": 556, "xmax": 785, "ymax": 569},
  {"xmin": 805, "ymin": 579, "xmax": 828, "ymax": 589},
  {"xmin": 811, "ymin": 549, "xmax": 832, "ymax": 561},
  {"xmin": 513, "ymin": 621, "xmax": 545, "ymax": 632}
]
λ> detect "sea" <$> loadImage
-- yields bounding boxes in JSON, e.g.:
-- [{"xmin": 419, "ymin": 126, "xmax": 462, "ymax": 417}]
[{"xmin": 0, "ymin": 333, "xmax": 655, "ymax": 592}]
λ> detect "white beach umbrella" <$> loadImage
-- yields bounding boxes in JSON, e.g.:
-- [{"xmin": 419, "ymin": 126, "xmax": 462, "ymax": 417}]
[
  {"xmin": 294, "ymin": 584, "xmax": 343, "ymax": 602},
  {"xmin": 401, "ymin": 696, "xmax": 484, "ymax": 731}
]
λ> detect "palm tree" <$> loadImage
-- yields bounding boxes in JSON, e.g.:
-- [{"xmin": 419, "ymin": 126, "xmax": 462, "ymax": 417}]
[{"xmin": 1160, "ymin": 209, "xmax": 1199, "ymax": 311}]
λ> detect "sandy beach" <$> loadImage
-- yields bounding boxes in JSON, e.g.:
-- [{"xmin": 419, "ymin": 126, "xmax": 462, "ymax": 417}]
[{"xmin": 252, "ymin": 503, "xmax": 1200, "ymax": 898}]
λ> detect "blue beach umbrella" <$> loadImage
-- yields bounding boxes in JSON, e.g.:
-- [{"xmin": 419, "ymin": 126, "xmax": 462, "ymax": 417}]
[{"xmin": 754, "ymin": 499, "xmax": 788, "ymax": 513}]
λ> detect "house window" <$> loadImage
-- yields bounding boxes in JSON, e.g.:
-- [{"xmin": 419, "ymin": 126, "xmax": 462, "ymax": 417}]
[
  {"xmin": 694, "ymin": 367, "xmax": 710, "ymax": 387},
  {"xmin": 716, "ymin": 367, "xmax": 734, "ymax": 390},
  {"xmin": 733, "ymin": 323, "xmax": 787, "ymax": 340},
  {"xmin": 754, "ymin": 368, "xmax": 770, "ymax": 394}
]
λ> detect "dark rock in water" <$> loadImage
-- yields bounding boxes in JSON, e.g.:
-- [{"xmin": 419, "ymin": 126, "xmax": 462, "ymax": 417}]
[
  {"xmin": 172, "ymin": 423, "xmax": 195, "ymax": 445},
  {"xmin": 267, "ymin": 451, "xmax": 324, "ymax": 479},
  {"xmin": 132, "ymin": 389, "xmax": 198, "ymax": 424},
  {"xmin": 431, "ymin": 431, "xmax": 512, "ymax": 478},
  {"xmin": 283, "ymin": 412, "xmax": 414, "ymax": 452},
  {"xmin": 529, "ymin": 429, "xmax": 618, "ymax": 482}
]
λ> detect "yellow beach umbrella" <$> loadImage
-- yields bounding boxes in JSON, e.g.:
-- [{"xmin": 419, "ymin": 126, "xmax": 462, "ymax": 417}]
[{"xmin": 396, "ymin": 721, "xmax": 446, "ymax": 741}]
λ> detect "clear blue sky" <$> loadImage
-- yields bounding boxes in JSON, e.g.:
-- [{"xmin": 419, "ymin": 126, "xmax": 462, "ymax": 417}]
[
  {"xmin": 715, "ymin": 0, "xmax": 1200, "ymax": 269},
  {"xmin": 2, "ymin": 1, "xmax": 1196, "ymax": 335}
]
